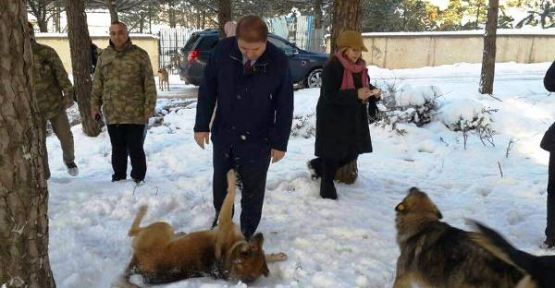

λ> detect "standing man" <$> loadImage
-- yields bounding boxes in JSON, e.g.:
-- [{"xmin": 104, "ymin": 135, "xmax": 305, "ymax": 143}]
[
  {"xmin": 91, "ymin": 21, "xmax": 157, "ymax": 183},
  {"xmin": 28, "ymin": 22, "xmax": 78, "ymax": 179},
  {"xmin": 194, "ymin": 15, "xmax": 294, "ymax": 239}
]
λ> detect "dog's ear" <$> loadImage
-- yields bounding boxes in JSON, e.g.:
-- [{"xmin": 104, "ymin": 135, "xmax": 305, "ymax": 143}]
[
  {"xmin": 249, "ymin": 233, "xmax": 264, "ymax": 252},
  {"xmin": 409, "ymin": 187, "xmax": 420, "ymax": 193},
  {"xmin": 434, "ymin": 206, "xmax": 443, "ymax": 219}
]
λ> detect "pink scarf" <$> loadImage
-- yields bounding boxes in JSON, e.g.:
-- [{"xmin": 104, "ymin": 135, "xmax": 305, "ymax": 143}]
[{"xmin": 334, "ymin": 52, "xmax": 369, "ymax": 90}]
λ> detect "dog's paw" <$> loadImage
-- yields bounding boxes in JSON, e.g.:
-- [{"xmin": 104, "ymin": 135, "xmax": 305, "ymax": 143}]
[
  {"xmin": 266, "ymin": 252, "xmax": 287, "ymax": 262},
  {"xmin": 138, "ymin": 205, "xmax": 148, "ymax": 214}
]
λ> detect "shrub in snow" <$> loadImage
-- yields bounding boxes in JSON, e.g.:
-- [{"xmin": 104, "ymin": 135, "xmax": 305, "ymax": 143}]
[
  {"xmin": 375, "ymin": 83, "xmax": 441, "ymax": 134},
  {"xmin": 291, "ymin": 114, "xmax": 316, "ymax": 138},
  {"xmin": 438, "ymin": 98, "xmax": 497, "ymax": 148}
]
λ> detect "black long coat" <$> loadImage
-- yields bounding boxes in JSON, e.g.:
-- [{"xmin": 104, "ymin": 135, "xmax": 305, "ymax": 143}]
[
  {"xmin": 315, "ymin": 56, "xmax": 377, "ymax": 160},
  {"xmin": 545, "ymin": 60, "xmax": 555, "ymax": 92}
]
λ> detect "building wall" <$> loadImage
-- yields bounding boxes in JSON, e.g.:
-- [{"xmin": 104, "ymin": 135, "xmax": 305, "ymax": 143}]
[
  {"xmin": 35, "ymin": 34, "xmax": 160, "ymax": 75},
  {"xmin": 327, "ymin": 31, "xmax": 555, "ymax": 69}
]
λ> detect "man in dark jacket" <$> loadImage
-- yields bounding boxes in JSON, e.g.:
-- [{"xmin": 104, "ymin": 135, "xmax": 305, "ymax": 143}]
[
  {"xmin": 194, "ymin": 16, "xmax": 294, "ymax": 239},
  {"xmin": 544, "ymin": 60, "xmax": 555, "ymax": 247}
]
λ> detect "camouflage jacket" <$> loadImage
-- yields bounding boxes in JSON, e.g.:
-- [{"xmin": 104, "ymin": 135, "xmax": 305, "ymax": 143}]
[
  {"xmin": 91, "ymin": 41, "xmax": 157, "ymax": 125},
  {"xmin": 32, "ymin": 41, "xmax": 74, "ymax": 120}
]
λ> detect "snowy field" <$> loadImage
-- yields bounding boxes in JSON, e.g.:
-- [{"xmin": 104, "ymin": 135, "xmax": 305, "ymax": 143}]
[{"xmin": 47, "ymin": 62, "xmax": 554, "ymax": 287}]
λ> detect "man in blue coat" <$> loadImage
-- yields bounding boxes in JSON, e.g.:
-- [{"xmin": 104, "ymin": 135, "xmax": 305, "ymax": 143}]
[{"xmin": 194, "ymin": 15, "xmax": 294, "ymax": 239}]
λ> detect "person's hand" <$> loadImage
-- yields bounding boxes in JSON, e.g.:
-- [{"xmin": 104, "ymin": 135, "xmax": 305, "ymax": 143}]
[
  {"xmin": 370, "ymin": 88, "xmax": 382, "ymax": 99},
  {"xmin": 271, "ymin": 149, "xmax": 285, "ymax": 163},
  {"xmin": 357, "ymin": 87, "xmax": 371, "ymax": 101},
  {"xmin": 91, "ymin": 109, "xmax": 101, "ymax": 119},
  {"xmin": 144, "ymin": 112, "xmax": 154, "ymax": 123},
  {"xmin": 194, "ymin": 132, "xmax": 210, "ymax": 149}
]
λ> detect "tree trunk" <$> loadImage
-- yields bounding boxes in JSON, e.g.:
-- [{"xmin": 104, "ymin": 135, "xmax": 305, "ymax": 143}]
[
  {"xmin": 54, "ymin": 2, "xmax": 61, "ymax": 33},
  {"xmin": 312, "ymin": 0, "xmax": 324, "ymax": 52},
  {"xmin": 479, "ymin": 0, "xmax": 499, "ymax": 94},
  {"xmin": 331, "ymin": 0, "xmax": 362, "ymax": 52},
  {"xmin": 314, "ymin": 0, "xmax": 323, "ymax": 30},
  {"xmin": 66, "ymin": 0, "xmax": 101, "ymax": 136},
  {"xmin": 0, "ymin": 1, "xmax": 56, "ymax": 287},
  {"xmin": 218, "ymin": 0, "xmax": 232, "ymax": 38},
  {"xmin": 37, "ymin": 18, "xmax": 49, "ymax": 32},
  {"xmin": 106, "ymin": 0, "xmax": 118, "ymax": 23}
]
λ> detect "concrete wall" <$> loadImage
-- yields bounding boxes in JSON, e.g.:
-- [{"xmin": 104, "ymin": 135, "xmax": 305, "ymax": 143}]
[
  {"xmin": 35, "ymin": 34, "xmax": 160, "ymax": 75},
  {"xmin": 327, "ymin": 31, "xmax": 555, "ymax": 69}
]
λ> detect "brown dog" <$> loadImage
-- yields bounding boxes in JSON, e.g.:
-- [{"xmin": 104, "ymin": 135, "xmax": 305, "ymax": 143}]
[
  {"xmin": 158, "ymin": 68, "xmax": 169, "ymax": 91},
  {"xmin": 393, "ymin": 187, "xmax": 524, "ymax": 288},
  {"xmin": 123, "ymin": 170, "xmax": 286, "ymax": 285}
]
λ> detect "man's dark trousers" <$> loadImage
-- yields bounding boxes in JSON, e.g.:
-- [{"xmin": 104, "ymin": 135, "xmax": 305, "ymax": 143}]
[
  {"xmin": 212, "ymin": 142, "xmax": 271, "ymax": 240},
  {"xmin": 547, "ymin": 153, "xmax": 555, "ymax": 240},
  {"xmin": 107, "ymin": 124, "xmax": 147, "ymax": 181}
]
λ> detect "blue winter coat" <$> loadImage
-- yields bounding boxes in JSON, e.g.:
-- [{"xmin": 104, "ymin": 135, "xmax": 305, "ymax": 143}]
[{"xmin": 194, "ymin": 37, "xmax": 294, "ymax": 155}]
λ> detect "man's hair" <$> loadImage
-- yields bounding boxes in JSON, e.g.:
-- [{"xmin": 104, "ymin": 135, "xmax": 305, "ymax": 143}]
[
  {"xmin": 236, "ymin": 15, "xmax": 268, "ymax": 43},
  {"xmin": 110, "ymin": 21, "xmax": 128, "ymax": 32}
]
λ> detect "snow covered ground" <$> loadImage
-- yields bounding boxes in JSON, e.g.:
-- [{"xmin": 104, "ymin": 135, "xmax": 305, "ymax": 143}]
[{"xmin": 46, "ymin": 62, "xmax": 554, "ymax": 287}]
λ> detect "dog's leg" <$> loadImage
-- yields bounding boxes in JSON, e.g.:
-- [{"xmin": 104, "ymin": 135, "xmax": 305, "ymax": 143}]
[
  {"xmin": 128, "ymin": 205, "xmax": 148, "ymax": 237},
  {"xmin": 215, "ymin": 169, "xmax": 237, "ymax": 259},
  {"xmin": 265, "ymin": 252, "xmax": 287, "ymax": 263}
]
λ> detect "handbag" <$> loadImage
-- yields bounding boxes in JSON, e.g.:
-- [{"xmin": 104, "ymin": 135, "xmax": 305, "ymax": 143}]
[{"xmin": 334, "ymin": 159, "xmax": 358, "ymax": 184}]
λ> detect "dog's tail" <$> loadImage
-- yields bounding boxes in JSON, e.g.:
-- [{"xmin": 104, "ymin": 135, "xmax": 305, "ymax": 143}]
[
  {"xmin": 128, "ymin": 205, "xmax": 148, "ymax": 237},
  {"xmin": 218, "ymin": 169, "xmax": 236, "ymax": 229},
  {"xmin": 470, "ymin": 220, "xmax": 537, "ymax": 276}
]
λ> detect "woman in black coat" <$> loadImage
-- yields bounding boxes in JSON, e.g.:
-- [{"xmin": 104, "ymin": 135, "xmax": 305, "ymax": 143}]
[
  {"xmin": 308, "ymin": 30, "xmax": 381, "ymax": 199},
  {"xmin": 543, "ymin": 60, "xmax": 555, "ymax": 247}
]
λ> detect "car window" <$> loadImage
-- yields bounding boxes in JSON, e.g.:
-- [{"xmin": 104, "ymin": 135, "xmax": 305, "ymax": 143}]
[
  {"xmin": 268, "ymin": 37, "xmax": 296, "ymax": 56},
  {"xmin": 183, "ymin": 34, "xmax": 200, "ymax": 51},
  {"xmin": 196, "ymin": 36, "xmax": 219, "ymax": 51}
]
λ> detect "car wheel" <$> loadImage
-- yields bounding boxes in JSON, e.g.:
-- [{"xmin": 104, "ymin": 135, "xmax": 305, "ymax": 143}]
[{"xmin": 306, "ymin": 68, "xmax": 323, "ymax": 88}]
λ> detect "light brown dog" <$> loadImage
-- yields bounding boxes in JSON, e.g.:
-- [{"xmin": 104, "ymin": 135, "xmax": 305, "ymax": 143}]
[
  {"xmin": 393, "ymin": 187, "xmax": 524, "ymax": 288},
  {"xmin": 158, "ymin": 68, "xmax": 169, "ymax": 91},
  {"xmin": 123, "ymin": 170, "xmax": 286, "ymax": 285}
]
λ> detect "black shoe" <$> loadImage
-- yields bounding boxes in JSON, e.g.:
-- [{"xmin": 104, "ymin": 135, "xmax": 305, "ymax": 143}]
[
  {"xmin": 133, "ymin": 178, "xmax": 145, "ymax": 185},
  {"xmin": 66, "ymin": 162, "xmax": 79, "ymax": 176},
  {"xmin": 545, "ymin": 238, "xmax": 555, "ymax": 248},
  {"xmin": 112, "ymin": 175, "xmax": 126, "ymax": 182},
  {"xmin": 320, "ymin": 185, "xmax": 337, "ymax": 200}
]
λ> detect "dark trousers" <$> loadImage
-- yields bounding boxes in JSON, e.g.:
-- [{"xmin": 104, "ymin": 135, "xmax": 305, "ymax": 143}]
[
  {"xmin": 212, "ymin": 144, "xmax": 270, "ymax": 239},
  {"xmin": 107, "ymin": 124, "xmax": 147, "ymax": 181},
  {"xmin": 310, "ymin": 155, "xmax": 357, "ymax": 199},
  {"xmin": 546, "ymin": 153, "xmax": 555, "ymax": 239}
]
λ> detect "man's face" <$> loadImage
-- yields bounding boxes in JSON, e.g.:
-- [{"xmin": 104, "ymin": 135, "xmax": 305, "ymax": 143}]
[
  {"xmin": 237, "ymin": 39, "xmax": 267, "ymax": 61},
  {"xmin": 109, "ymin": 23, "xmax": 129, "ymax": 49}
]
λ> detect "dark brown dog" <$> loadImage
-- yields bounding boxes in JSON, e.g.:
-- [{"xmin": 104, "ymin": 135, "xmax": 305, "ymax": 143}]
[
  {"xmin": 123, "ymin": 170, "xmax": 286, "ymax": 285},
  {"xmin": 158, "ymin": 68, "xmax": 169, "ymax": 91},
  {"xmin": 471, "ymin": 220, "xmax": 555, "ymax": 288},
  {"xmin": 393, "ymin": 187, "xmax": 524, "ymax": 288}
]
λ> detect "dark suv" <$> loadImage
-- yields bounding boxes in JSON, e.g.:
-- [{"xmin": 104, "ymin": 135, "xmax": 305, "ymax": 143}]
[{"xmin": 179, "ymin": 29, "xmax": 328, "ymax": 88}]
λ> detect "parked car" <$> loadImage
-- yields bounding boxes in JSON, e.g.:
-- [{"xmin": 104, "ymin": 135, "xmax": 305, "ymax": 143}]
[{"xmin": 179, "ymin": 29, "xmax": 328, "ymax": 88}]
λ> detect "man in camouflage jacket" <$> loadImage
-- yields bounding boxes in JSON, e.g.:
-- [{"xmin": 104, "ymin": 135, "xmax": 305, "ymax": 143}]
[
  {"xmin": 91, "ymin": 21, "xmax": 157, "ymax": 183},
  {"xmin": 28, "ymin": 23, "xmax": 78, "ymax": 179}
]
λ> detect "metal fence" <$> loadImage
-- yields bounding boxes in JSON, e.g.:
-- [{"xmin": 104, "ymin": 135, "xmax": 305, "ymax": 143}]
[{"xmin": 158, "ymin": 28, "xmax": 194, "ymax": 74}]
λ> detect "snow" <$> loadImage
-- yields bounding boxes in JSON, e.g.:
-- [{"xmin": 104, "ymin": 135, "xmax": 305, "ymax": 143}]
[{"xmin": 45, "ymin": 61, "xmax": 554, "ymax": 287}]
